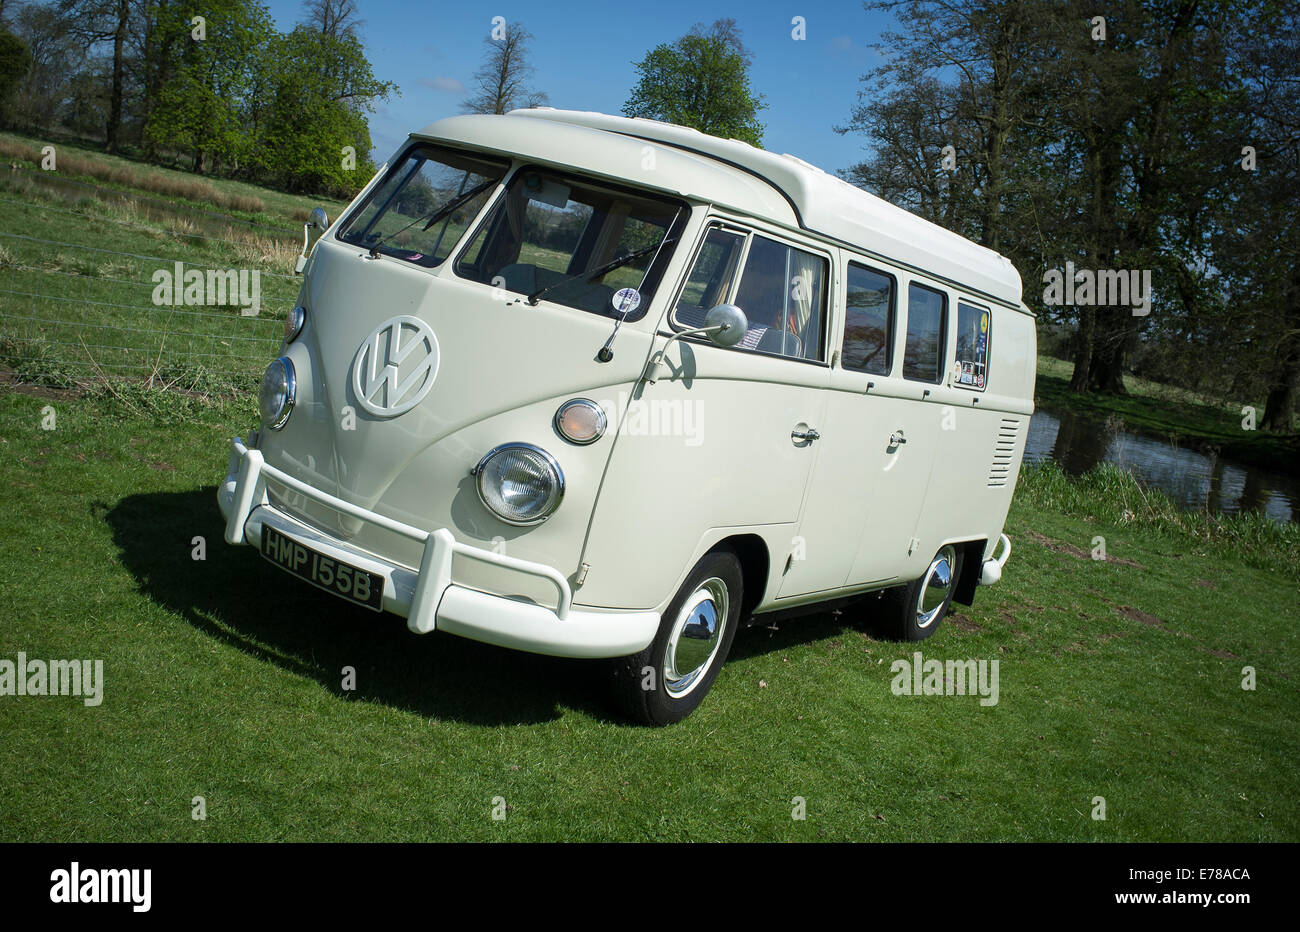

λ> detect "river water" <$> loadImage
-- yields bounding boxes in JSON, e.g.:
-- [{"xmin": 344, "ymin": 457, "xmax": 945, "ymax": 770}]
[{"xmin": 1024, "ymin": 408, "xmax": 1297, "ymax": 524}]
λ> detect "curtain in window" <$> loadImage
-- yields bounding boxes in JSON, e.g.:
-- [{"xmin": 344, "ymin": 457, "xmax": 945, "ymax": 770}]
[{"xmin": 788, "ymin": 249, "xmax": 820, "ymax": 355}]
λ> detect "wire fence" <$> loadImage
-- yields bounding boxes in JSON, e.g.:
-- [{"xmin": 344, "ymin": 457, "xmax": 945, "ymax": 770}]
[{"xmin": 0, "ymin": 223, "xmax": 298, "ymax": 394}]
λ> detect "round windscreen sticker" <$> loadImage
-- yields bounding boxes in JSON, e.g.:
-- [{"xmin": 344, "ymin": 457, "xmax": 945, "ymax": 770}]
[{"xmin": 612, "ymin": 288, "xmax": 641, "ymax": 315}]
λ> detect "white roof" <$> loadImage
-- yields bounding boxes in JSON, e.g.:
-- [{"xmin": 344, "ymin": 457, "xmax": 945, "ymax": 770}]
[
  {"xmin": 508, "ymin": 108, "xmax": 1023, "ymax": 308},
  {"xmin": 411, "ymin": 113, "xmax": 797, "ymax": 228}
]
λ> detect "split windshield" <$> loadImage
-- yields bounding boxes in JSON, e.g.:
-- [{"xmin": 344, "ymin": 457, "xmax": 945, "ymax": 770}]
[
  {"xmin": 337, "ymin": 145, "xmax": 508, "ymax": 266},
  {"xmin": 454, "ymin": 167, "xmax": 682, "ymax": 321}
]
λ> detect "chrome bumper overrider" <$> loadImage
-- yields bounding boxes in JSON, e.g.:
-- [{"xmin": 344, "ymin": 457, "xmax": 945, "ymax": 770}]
[
  {"xmin": 978, "ymin": 533, "xmax": 1012, "ymax": 586},
  {"xmin": 217, "ymin": 436, "xmax": 659, "ymax": 658}
]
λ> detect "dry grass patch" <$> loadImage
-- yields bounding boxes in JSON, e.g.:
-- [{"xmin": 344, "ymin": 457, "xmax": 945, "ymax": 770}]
[{"xmin": 0, "ymin": 138, "xmax": 265, "ymax": 214}]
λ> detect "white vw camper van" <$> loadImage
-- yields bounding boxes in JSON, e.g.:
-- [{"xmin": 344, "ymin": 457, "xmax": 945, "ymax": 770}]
[{"xmin": 219, "ymin": 108, "xmax": 1034, "ymax": 724}]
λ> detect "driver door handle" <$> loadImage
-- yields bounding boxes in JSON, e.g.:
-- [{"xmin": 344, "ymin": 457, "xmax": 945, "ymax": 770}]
[
  {"xmin": 890, "ymin": 431, "xmax": 907, "ymax": 446},
  {"xmin": 791, "ymin": 427, "xmax": 820, "ymax": 443}
]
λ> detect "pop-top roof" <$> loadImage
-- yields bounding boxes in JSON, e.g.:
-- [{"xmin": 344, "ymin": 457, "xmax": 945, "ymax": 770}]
[{"xmin": 507, "ymin": 108, "xmax": 1023, "ymax": 308}]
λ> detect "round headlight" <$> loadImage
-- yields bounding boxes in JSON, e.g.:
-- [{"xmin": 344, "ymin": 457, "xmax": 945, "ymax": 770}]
[
  {"xmin": 284, "ymin": 305, "xmax": 306, "ymax": 343},
  {"xmin": 259, "ymin": 356, "xmax": 296, "ymax": 430},
  {"xmin": 474, "ymin": 443, "xmax": 564, "ymax": 526},
  {"xmin": 554, "ymin": 398, "xmax": 607, "ymax": 445}
]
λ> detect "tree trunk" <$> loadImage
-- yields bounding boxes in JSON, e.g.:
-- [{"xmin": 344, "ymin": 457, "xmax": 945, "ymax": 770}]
[
  {"xmin": 1070, "ymin": 304, "xmax": 1094, "ymax": 392},
  {"xmin": 1260, "ymin": 261, "xmax": 1300, "ymax": 433},
  {"xmin": 105, "ymin": 0, "xmax": 128, "ymax": 152},
  {"xmin": 1087, "ymin": 322, "xmax": 1129, "ymax": 395}
]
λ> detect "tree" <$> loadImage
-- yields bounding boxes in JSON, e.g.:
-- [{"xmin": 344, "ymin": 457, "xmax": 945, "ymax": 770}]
[
  {"xmin": 1221, "ymin": 3, "xmax": 1300, "ymax": 431},
  {"xmin": 840, "ymin": 0, "xmax": 1254, "ymax": 400},
  {"xmin": 134, "ymin": 1, "xmax": 194, "ymax": 160},
  {"xmin": 300, "ymin": 0, "xmax": 361, "ymax": 39},
  {"xmin": 55, "ymin": 0, "xmax": 132, "ymax": 150},
  {"xmin": 0, "ymin": 27, "xmax": 31, "ymax": 116},
  {"xmin": 246, "ymin": 25, "xmax": 394, "ymax": 193},
  {"xmin": 623, "ymin": 18, "xmax": 765, "ymax": 146},
  {"xmin": 843, "ymin": 1, "xmax": 1039, "ymax": 252},
  {"xmin": 145, "ymin": 0, "xmax": 274, "ymax": 173},
  {"xmin": 5, "ymin": 3, "xmax": 77, "ymax": 130},
  {"xmin": 462, "ymin": 21, "xmax": 546, "ymax": 115}
]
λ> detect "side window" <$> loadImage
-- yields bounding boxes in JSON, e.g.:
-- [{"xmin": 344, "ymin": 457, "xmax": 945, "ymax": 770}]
[
  {"xmin": 841, "ymin": 262, "xmax": 894, "ymax": 375},
  {"xmin": 954, "ymin": 301, "xmax": 991, "ymax": 390},
  {"xmin": 454, "ymin": 168, "xmax": 680, "ymax": 319},
  {"xmin": 902, "ymin": 282, "xmax": 947, "ymax": 383},
  {"xmin": 675, "ymin": 230, "xmax": 827, "ymax": 362},
  {"xmin": 674, "ymin": 226, "xmax": 745, "ymax": 326}
]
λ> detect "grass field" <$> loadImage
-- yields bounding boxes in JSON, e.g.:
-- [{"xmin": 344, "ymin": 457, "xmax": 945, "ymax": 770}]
[
  {"xmin": 0, "ymin": 387, "xmax": 1295, "ymax": 842},
  {"xmin": 0, "ymin": 131, "xmax": 352, "ymax": 228},
  {"xmin": 0, "ymin": 131, "xmax": 1296, "ymax": 842}
]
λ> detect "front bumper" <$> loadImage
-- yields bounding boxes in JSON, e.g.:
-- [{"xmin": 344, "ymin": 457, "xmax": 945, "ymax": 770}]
[{"xmin": 217, "ymin": 436, "xmax": 658, "ymax": 659}]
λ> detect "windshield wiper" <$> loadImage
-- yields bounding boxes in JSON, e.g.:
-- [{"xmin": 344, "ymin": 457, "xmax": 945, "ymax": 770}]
[
  {"xmin": 365, "ymin": 177, "xmax": 498, "ymax": 259},
  {"xmin": 526, "ymin": 237, "xmax": 677, "ymax": 306}
]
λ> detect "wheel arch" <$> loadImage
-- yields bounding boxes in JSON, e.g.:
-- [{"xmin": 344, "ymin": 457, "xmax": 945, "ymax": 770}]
[{"xmin": 711, "ymin": 533, "xmax": 769, "ymax": 621}]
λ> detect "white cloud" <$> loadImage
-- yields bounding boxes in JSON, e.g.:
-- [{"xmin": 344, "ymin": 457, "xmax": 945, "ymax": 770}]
[{"xmin": 419, "ymin": 76, "xmax": 465, "ymax": 94}]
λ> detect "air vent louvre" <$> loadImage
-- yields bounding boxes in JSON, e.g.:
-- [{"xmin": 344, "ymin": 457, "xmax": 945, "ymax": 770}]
[{"xmin": 989, "ymin": 417, "xmax": 1021, "ymax": 487}]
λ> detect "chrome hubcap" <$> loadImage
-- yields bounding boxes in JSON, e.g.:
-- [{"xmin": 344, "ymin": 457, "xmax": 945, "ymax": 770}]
[
  {"xmin": 665, "ymin": 577, "xmax": 729, "ymax": 698},
  {"xmin": 915, "ymin": 546, "xmax": 956, "ymax": 629}
]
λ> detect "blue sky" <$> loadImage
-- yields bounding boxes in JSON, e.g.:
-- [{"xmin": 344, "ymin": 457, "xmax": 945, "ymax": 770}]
[{"xmin": 263, "ymin": 0, "xmax": 895, "ymax": 174}]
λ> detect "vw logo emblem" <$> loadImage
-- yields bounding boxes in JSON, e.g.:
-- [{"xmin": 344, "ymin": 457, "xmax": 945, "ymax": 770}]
[{"xmin": 352, "ymin": 315, "xmax": 439, "ymax": 417}]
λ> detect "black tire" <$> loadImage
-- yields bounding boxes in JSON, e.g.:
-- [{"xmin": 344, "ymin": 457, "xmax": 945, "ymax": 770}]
[
  {"xmin": 610, "ymin": 548, "xmax": 743, "ymax": 726},
  {"xmin": 869, "ymin": 545, "xmax": 963, "ymax": 642}
]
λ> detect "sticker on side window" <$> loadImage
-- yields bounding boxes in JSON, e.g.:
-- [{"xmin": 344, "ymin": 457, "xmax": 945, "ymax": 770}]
[{"xmin": 954, "ymin": 304, "xmax": 991, "ymax": 390}]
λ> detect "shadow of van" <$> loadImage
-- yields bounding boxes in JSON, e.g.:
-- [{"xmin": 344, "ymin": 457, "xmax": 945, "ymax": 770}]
[
  {"xmin": 103, "ymin": 487, "xmax": 612, "ymax": 726},
  {"xmin": 104, "ymin": 488, "xmax": 857, "ymax": 724}
]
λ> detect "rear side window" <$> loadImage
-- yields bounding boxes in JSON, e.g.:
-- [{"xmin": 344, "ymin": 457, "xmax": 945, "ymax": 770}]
[
  {"xmin": 903, "ymin": 282, "xmax": 947, "ymax": 383},
  {"xmin": 954, "ymin": 301, "xmax": 991, "ymax": 390},
  {"xmin": 676, "ymin": 229, "xmax": 827, "ymax": 362},
  {"xmin": 841, "ymin": 262, "xmax": 894, "ymax": 375}
]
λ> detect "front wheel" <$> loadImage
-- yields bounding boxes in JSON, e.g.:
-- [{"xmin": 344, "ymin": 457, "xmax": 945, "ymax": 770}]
[
  {"xmin": 870, "ymin": 545, "xmax": 962, "ymax": 642},
  {"xmin": 609, "ymin": 548, "xmax": 743, "ymax": 726}
]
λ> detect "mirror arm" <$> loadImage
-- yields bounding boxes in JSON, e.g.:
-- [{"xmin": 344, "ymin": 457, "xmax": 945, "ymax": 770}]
[
  {"xmin": 295, "ymin": 223, "xmax": 311, "ymax": 275},
  {"xmin": 643, "ymin": 324, "xmax": 729, "ymax": 384},
  {"xmin": 296, "ymin": 211, "xmax": 329, "ymax": 275}
]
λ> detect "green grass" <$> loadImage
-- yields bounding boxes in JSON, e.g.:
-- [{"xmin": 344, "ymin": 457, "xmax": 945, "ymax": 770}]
[
  {"xmin": 0, "ymin": 387, "xmax": 1295, "ymax": 842},
  {"xmin": 0, "ymin": 130, "xmax": 351, "ymax": 229},
  {"xmin": 1, "ymin": 132, "xmax": 1296, "ymax": 841},
  {"xmin": 0, "ymin": 170, "xmax": 299, "ymax": 386},
  {"xmin": 1035, "ymin": 354, "xmax": 1300, "ymax": 474}
]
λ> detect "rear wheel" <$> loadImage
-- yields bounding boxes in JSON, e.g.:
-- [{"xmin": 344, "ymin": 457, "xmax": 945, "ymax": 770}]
[
  {"xmin": 870, "ymin": 545, "xmax": 962, "ymax": 641},
  {"xmin": 610, "ymin": 549, "xmax": 742, "ymax": 726}
]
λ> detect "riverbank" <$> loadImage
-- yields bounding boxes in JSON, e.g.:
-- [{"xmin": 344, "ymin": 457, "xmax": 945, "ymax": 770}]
[{"xmin": 1034, "ymin": 355, "xmax": 1300, "ymax": 476}]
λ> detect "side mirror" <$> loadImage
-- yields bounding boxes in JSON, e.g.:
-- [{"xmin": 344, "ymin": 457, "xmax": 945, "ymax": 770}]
[
  {"xmin": 704, "ymin": 304, "xmax": 748, "ymax": 347},
  {"xmin": 296, "ymin": 207, "xmax": 330, "ymax": 274},
  {"xmin": 307, "ymin": 207, "xmax": 329, "ymax": 243},
  {"xmin": 644, "ymin": 304, "xmax": 751, "ymax": 384}
]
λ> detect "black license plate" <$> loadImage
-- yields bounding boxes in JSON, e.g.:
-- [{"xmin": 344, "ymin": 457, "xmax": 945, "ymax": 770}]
[{"xmin": 261, "ymin": 525, "xmax": 384, "ymax": 611}]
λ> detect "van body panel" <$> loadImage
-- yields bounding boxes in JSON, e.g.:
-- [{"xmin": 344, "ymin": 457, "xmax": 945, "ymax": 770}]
[{"xmin": 576, "ymin": 335, "xmax": 829, "ymax": 610}]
